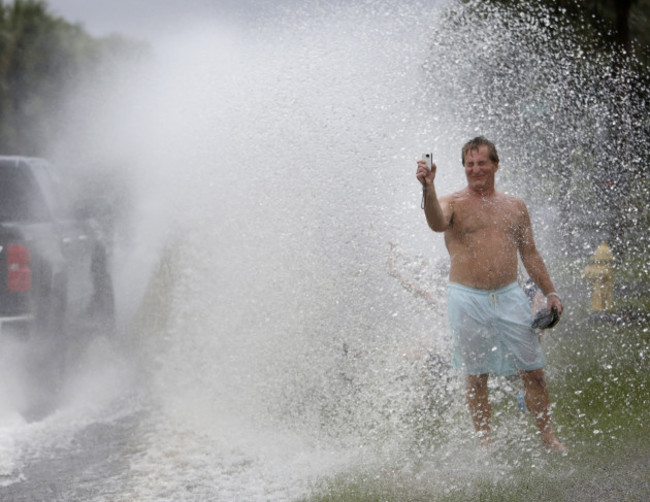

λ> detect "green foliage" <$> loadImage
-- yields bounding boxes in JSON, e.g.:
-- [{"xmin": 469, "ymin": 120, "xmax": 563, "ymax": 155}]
[
  {"xmin": 0, "ymin": 0, "xmax": 146, "ymax": 155},
  {"xmin": 482, "ymin": 0, "xmax": 650, "ymax": 67}
]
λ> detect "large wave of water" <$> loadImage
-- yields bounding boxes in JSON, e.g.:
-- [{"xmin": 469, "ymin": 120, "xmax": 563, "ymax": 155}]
[
  {"xmin": 115, "ymin": 2, "xmax": 468, "ymax": 499},
  {"xmin": 4, "ymin": 0, "xmax": 647, "ymax": 500}
]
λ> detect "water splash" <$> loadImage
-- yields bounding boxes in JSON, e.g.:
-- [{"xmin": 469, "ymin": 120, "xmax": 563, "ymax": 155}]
[
  {"xmin": 111, "ymin": 3, "xmax": 464, "ymax": 499},
  {"xmin": 422, "ymin": 0, "xmax": 650, "ymax": 259},
  {"xmin": 47, "ymin": 0, "xmax": 649, "ymax": 500}
]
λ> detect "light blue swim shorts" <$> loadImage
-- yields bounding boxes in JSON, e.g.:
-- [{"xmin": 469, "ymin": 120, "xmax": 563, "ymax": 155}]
[{"xmin": 447, "ymin": 282, "xmax": 546, "ymax": 376}]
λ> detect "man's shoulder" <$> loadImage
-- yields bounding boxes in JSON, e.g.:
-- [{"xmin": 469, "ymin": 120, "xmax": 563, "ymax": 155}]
[
  {"xmin": 440, "ymin": 188, "xmax": 470, "ymax": 203},
  {"xmin": 497, "ymin": 191, "xmax": 527, "ymax": 208}
]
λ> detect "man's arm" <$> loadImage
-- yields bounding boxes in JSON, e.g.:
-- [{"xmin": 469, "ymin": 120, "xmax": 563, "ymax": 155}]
[
  {"xmin": 416, "ymin": 159, "xmax": 453, "ymax": 232},
  {"xmin": 516, "ymin": 200, "xmax": 563, "ymax": 314}
]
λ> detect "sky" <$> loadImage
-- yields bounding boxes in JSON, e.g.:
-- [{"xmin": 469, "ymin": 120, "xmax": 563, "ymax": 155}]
[
  {"xmin": 46, "ymin": 0, "xmax": 452, "ymax": 42},
  {"xmin": 45, "ymin": 0, "xmax": 307, "ymax": 40}
]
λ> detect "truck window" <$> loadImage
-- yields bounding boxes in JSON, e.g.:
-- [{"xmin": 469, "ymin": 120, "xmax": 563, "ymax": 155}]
[
  {"xmin": 28, "ymin": 161, "xmax": 73, "ymax": 219},
  {"xmin": 0, "ymin": 164, "xmax": 51, "ymax": 222}
]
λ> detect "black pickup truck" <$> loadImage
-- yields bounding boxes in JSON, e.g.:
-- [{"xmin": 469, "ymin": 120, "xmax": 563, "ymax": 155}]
[{"xmin": 0, "ymin": 156, "xmax": 114, "ymax": 415}]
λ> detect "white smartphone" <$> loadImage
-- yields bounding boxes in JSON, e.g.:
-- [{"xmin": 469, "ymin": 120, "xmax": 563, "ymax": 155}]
[{"xmin": 422, "ymin": 153, "xmax": 432, "ymax": 170}]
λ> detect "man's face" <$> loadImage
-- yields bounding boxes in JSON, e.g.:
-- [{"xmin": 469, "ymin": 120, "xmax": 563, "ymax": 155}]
[{"xmin": 463, "ymin": 145, "xmax": 498, "ymax": 191}]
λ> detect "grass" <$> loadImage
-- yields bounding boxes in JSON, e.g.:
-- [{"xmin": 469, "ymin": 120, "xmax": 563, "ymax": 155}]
[
  {"xmin": 549, "ymin": 301, "xmax": 649, "ymax": 443},
  {"xmin": 300, "ymin": 300, "xmax": 650, "ymax": 502}
]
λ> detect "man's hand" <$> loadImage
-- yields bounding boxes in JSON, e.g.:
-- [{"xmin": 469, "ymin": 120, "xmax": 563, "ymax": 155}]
[
  {"xmin": 546, "ymin": 294, "xmax": 563, "ymax": 315},
  {"xmin": 416, "ymin": 159, "xmax": 436, "ymax": 188}
]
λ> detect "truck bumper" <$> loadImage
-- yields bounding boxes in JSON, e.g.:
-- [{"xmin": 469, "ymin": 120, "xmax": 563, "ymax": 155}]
[{"xmin": 0, "ymin": 315, "xmax": 34, "ymax": 339}]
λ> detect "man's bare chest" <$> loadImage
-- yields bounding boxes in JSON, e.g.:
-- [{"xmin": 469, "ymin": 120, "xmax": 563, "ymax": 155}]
[{"xmin": 452, "ymin": 202, "xmax": 521, "ymax": 239}]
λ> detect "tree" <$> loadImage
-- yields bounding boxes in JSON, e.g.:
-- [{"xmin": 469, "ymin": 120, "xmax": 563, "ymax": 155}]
[
  {"xmin": 0, "ymin": 0, "xmax": 145, "ymax": 155},
  {"xmin": 483, "ymin": 0, "xmax": 650, "ymax": 68}
]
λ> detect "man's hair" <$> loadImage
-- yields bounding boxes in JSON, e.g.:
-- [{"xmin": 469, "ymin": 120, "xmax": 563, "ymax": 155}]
[{"xmin": 461, "ymin": 136, "xmax": 499, "ymax": 165}]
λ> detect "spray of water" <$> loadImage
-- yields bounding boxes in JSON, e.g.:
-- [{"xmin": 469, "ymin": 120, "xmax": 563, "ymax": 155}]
[
  {"xmin": 7, "ymin": 0, "xmax": 646, "ymax": 500},
  {"xmin": 91, "ymin": 3, "xmax": 468, "ymax": 499}
]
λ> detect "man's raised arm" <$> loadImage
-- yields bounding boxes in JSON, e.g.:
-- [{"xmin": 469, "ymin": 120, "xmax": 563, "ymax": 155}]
[{"xmin": 416, "ymin": 159, "xmax": 452, "ymax": 232}]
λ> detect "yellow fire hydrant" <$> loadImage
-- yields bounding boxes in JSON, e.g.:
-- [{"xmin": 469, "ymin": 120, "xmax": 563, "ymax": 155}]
[{"xmin": 582, "ymin": 242, "xmax": 614, "ymax": 311}]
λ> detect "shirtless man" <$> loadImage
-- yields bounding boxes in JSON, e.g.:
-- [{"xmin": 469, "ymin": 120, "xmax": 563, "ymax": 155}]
[{"xmin": 416, "ymin": 136, "xmax": 565, "ymax": 451}]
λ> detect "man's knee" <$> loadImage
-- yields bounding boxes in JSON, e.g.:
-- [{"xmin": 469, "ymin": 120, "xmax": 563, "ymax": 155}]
[
  {"xmin": 520, "ymin": 368, "xmax": 547, "ymax": 389},
  {"xmin": 466, "ymin": 373, "xmax": 489, "ymax": 393}
]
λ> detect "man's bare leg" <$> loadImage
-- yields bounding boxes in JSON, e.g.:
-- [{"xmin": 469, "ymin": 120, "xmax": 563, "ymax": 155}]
[
  {"xmin": 520, "ymin": 368, "xmax": 566, "ymax": 452},
  {"xmin": 466, "ymin": 373, "xmax": 492, "ymax": 445}
]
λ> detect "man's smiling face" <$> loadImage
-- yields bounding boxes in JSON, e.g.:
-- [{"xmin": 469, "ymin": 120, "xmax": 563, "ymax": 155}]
[{"xmin": 463, "ymin": 145, "xmax": 498, "ymax": 193}]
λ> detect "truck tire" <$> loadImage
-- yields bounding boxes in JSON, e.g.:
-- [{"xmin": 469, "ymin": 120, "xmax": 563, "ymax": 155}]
[{"xmin": 90, "ymin": 245, "xmax": 115, "ymax": 335}]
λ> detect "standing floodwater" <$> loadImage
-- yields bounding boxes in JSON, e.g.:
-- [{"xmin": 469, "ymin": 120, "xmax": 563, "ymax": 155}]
[{"xmin": 1, "ymin": 1, "xmax": 648, "ymax": 500}]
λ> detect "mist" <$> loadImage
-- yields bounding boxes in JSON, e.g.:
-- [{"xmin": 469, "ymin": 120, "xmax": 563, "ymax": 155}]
[
  {"xmin": 45, "ymin": 2, "xmax": 457, "ymax": 498},
  {"xmin": 4, "ymin": 0, "xmax": 644, "ymax": 500},
  {"xmin": 52, "ymin": 1, "xmax": 455, "ymax": 329}
]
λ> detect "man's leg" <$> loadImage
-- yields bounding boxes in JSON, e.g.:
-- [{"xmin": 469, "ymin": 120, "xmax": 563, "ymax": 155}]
[
  {"xmin": 466, "ymin": 373, "xmax": 491, "ymax": 444},
  {"xmin": 520, "ymin": 368, "xmax": 566, "ymax": 451}
]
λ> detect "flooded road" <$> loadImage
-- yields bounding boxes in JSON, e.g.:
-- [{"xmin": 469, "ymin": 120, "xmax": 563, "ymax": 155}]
[
  {"xmin": 0, "ymin": 337, "xmax": 143, "ymax": 501},
  {"xmin": 1, "ymin": 411, "xmax": 144, "ymax": 501},
  {"xmin": 1, "ymin": 1, "xmax": 648, "ymax": 500}
]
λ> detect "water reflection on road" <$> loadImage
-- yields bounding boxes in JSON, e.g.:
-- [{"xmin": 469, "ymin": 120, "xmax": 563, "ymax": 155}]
[{"xmin": 0, "ymin": 337, "xmax": 146, "ymax": 501}]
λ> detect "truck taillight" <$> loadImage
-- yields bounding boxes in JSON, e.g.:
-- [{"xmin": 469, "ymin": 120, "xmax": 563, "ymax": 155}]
[{"xmin": 7, "ymin": 245, "xmax": 31, "ymax": 291}]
